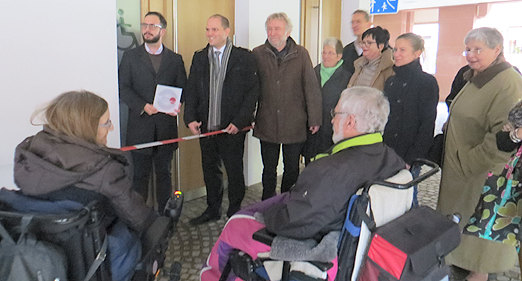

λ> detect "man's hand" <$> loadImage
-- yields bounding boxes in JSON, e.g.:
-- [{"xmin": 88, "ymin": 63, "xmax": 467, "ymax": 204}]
[
  {"xmin": 144, "ymin": 103, "xmax": 159, "ymax": 115},
  {"xmin": 188, "ymin": 121, "xmax": 202, "ymax": 135},
  {"xmin": 166, "ymin": 108, "xmax": 180, "ymax": 116},
  {"xmin": 309, "ymin": 125, "xmax": 320, "ymax": 134},
  {"xmin": 225, "ymin": 124, "xmax": 239, "ymax": 134}
]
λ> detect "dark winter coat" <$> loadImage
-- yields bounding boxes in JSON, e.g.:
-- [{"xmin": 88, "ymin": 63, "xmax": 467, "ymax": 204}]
[
  {"xmin": 14, "ymin": 127, "xmax": 156, "ymax": 233},
  {"xmin": 383, "ymin": 59, "xmax": 439, "ymax": 164},
  {"xmin": 341, "ymin": 41, "xmax": 360, "ymax": 74},
  {"xmin": 119, "ymin": 44, "xmax": 187, "ymax": 153},
  {"xmin": 263, "ymin": 135, "xmax": 405, "ymax": 240},
  {"xmin": 183, "ymin": 44, "xmax": 259, "ymax": 132}
]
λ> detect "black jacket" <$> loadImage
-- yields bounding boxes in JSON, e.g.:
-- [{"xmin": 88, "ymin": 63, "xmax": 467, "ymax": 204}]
[
  {"xmin": 264, "ymin": 136, "xmax": 405, "ymax": 240},
  {"xmin": 119, "ymin": 44, "xmax": 187, "ymax": 152},
  {"xmin": 342, "ymin": 41, "xmax": 361, "ymax": 75},
  {"xmin": 14, "ymin": 127, "xmax": 156, "ymax": 233},
  {"xmin": 183, "ymin": 44, "xmax": 259, "ymax": 132},
  {"xmin": 383, "ymin": 59, "xmax": 439, "ymax": 164}
]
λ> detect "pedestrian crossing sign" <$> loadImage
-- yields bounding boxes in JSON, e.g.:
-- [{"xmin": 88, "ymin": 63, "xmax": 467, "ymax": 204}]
[{"xmin": 370, "ymin": 0, "xmax": 398, "ymax": 15}]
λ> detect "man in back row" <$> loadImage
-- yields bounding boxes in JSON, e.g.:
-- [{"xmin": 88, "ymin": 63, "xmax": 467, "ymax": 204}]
[{"xmin": 342, "ymin": 9, "xmax": 372, "ymax": 74}]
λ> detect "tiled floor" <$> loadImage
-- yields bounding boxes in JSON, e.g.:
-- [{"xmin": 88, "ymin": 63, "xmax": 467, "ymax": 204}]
[{"xmin": 163, "ymin": 168, "xmax": 521, "ymax": 281}]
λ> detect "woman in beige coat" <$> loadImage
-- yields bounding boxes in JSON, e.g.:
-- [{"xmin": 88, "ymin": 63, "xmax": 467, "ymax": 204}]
[
  {"xmin": 437, "ymin": 27, "xmax": 522, "ymax": 281},
  {"xmin": 347, "ymin": 26, "xmax": 394, "ymax": 91}
]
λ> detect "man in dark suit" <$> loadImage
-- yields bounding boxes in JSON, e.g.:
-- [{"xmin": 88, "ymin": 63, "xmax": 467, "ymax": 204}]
[
  {"xmin": 119, "ymin": 11, "xmax": 186, "ymax": 211},
  {"xmin": 342, "ymin": 10, "xmax": 372, "ymax": 74},
  {"xmin": 183, "ymin": 14, "xmax": 258, "ymax": 225}
]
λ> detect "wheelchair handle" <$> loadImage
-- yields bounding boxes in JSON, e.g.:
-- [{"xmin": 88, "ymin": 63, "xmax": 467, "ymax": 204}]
[{"xmin": 363, "ymin": 158, "xmax": 440, "ymax": 191}]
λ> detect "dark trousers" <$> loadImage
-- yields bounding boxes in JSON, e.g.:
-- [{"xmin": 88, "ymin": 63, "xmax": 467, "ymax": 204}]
[
  {"xmin": 131, "ymin": 146, "xmax": 173, "ymax": 211},
  {"xmin": 260, "ymin": 140, "xmax": 304, "ymax": 200},
  {"xmin": 200, "ymin": 133, "xmax": 246, "ymax": 217}
]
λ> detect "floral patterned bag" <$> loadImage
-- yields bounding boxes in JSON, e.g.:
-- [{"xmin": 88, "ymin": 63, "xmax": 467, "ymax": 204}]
[{"xmin": 463, "ymin": 145, "xmax": 522, "ymax": 251}]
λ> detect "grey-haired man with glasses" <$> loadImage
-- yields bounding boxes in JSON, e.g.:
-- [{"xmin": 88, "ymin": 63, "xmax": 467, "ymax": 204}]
[{"xmin": 119, "ymin": 11, "xmax": 187, "ymax": 211}]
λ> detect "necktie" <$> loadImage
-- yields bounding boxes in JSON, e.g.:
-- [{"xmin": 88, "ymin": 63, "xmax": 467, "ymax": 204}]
[{"xmin": 214, "ymin": 50, "xmax": 221, "ymax": 66}]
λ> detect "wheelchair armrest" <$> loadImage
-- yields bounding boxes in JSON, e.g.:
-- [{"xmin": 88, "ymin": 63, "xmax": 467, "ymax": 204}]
[
  {"xmin": 308, "ymin": 261, "xmax": 334, "ymax": 272},
  {"xmin": 252, "ymin": 228, "xmax": 276, "ymax": 246},
  {"xmin": 141, "ymin": 216, "xmax": 172, "ymax": 255}
]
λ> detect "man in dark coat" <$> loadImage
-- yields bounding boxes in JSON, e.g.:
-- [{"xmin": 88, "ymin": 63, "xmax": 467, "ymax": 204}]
[
  {"xmin": 183, "ymin": 14, "xmax": 259, "ymax": 224},
  {"xmin": 342, "ymin": 10, "xmax": 372, "ymax": 74},
  {"xmin": 200, "ymin": 86, "xmax": 405, "ymax": 280},
  {"xmin": 119, "ymin": 11, "xmax": 187, "ymax": 211}
]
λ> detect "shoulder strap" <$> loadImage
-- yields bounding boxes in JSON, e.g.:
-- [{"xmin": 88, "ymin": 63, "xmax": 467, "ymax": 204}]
[
  {"xmin": 0, "ymin": 220, "xmax": 15, "ymax": 245},
  {"xmin": 83, "ymin": 235, "xmax": 108, "ymax": 281}
]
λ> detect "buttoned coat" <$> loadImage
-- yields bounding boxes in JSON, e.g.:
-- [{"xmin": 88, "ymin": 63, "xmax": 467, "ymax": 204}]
[
  {"xmin": 183, "ymin": 45, "xmax": 259, "ymax": 132},
  {"xmin": 383, "ymin": 59, "xmax": 439, "ymax": 165},
  {"xmin": 437, "ymin": 63, "xmax": 522, "ymax": 272},
  {"xmin": 252, "ymin": 38, "xmax": 322, "ymax": 144},
  {"xmin": 119, "ymin": 44, "xmax": 187, "ymax": 153}
]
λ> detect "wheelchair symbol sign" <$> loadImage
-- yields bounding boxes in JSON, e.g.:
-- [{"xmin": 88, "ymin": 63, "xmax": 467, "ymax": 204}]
[{"xmin": 370, "ymin": 0, "xmax": 398, "ymax": 15}]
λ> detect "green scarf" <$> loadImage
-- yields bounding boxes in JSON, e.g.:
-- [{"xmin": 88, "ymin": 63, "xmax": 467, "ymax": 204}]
[
  {"xmin": 320, "ymin": 59, "xmax": 343, "ymax": 87},
  {"xmin": 312, "ymin": 133, "xmax": 383, "ymax": 161}
]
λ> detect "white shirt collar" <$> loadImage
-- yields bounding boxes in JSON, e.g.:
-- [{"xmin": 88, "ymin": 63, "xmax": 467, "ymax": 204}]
[
  {"xmin": 354, "ymin": 39, "xmax": 363, "ymax": 56},
  {"xmin": 145, "ymin": 43, "xmax": 163, "ymax": 55}
]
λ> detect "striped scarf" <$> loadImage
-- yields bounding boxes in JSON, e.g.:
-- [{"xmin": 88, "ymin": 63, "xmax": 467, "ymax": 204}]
[{"xmin": 207, "ymin": 38, "xmax": 233, "ymax": 131}]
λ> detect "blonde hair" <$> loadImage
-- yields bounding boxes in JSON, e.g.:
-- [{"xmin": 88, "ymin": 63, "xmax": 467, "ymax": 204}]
[{"xmin": 32, "ymin": 90, "xmax": 108, "ymax": 144}]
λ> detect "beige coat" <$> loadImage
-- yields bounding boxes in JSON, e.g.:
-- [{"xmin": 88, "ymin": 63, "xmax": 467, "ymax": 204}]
[
  {"xmin": 347, "ymin": 48, "xmax": 394, "ymax": 91},
  {"xmin": 253, "ymin": 38, "xmax": 322, "ymax": 144},
  {"xmin": 437, "ymin": 63, "xmax": 522, "ymax": 273}
]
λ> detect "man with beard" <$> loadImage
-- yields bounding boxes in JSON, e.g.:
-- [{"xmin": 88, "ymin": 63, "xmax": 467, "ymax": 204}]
[
  {"xmin": 119, "ymin": 11, "xmax": 186, "ymax": 211},
  {"xmin": 252, "ymin": 12, "xmax": 322, "ymax": 200},
  {"xmin": 201, "ymin": 87, "xmax": 406, "ymax": 280}
]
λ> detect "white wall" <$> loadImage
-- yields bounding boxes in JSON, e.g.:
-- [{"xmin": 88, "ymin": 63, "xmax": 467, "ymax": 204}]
[
  {"xmin": 235, "ymin": 0, "xmax": 301, "ymax": 185},
  {"xmin": 0, "ymin": 1, "xmax": 120, "ymax": 188}
]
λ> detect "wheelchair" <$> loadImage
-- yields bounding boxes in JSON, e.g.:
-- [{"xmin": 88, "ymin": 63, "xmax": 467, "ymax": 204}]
[
  {"xmin": 0, "ymin": 187, "xmax": 183, "ymax": 281},
  {"xmin": 217, "ymin": 159, "xmax": 457, "ymax": 281}
]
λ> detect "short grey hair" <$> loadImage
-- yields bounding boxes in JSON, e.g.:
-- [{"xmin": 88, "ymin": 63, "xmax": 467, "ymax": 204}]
[
  {"xmin": 464, "ymin": 27, "xmax": 504, "ymax": 52},
  {"xmin": 353, "ymin": 9, "xmax": 370, "ymax": 22},
  {"xmin": 323, "ymin": 37, "xmax": 343, "ymax": 55},
  {"xmin": 337, "ymin": 86, "xmax": 390, "ymax": 133},
  {"xmin": 265, "ymin": 12, "xmax": 293, "ymax": 33}
]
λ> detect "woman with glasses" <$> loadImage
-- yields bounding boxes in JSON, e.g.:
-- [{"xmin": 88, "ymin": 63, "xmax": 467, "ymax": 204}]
[
  {"xmin": 437, "ymin": 27, "xmax": 522, "ymax": 281},
  {"xmin": 382, "ymin": 33, "xmax": 439, "ymax": 204},
  {"xmin": 302, "ymin": 38, "xmax": 351, "ymax": 162},
  {"xmin": 14, "ymin": 90, "xmax": 157, "ymax": 281},
  {"xmin": 347, "ymin": 26, "xmax": 394, "ymax": 91}
]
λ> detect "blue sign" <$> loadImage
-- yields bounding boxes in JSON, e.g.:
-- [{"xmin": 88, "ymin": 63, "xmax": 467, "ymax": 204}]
[{"xmin": 370, "ymin": 0, "xmax": 398, "ymax": 15}]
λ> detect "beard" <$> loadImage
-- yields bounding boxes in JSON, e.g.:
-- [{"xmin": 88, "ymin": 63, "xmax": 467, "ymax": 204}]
[
  {"xmin": 332, "ymin": 118, "xmax": 345, "ymax": 144},
  {"xmin": 143, "ymin": 32, "xmax": 160, "ymax": 44},
  {"xmin": 332, "ymin": 129, "xmax": 343, "ymax": 144}
]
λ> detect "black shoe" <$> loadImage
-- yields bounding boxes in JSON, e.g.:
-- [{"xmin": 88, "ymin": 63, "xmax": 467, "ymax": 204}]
[
  {"xmin": 189, "ymin": 212, "xmax": 220, "ymax": 225},
  {"xmin": 226, "ymin": 206, "xmax": 241, "ymax": 218}
]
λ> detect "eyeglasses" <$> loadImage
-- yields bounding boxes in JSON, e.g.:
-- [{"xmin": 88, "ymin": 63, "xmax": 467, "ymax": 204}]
[
  {"xmin": 330, "ymin": 109, "xmax": 349, "ymax": 118},
  {"xmin": 140, "ymin": 23, "xmax": 163, "ymax": 30},
  {"xmin": 99, "ymin": 119, "xmax": 112, "ymax": 128},
  {"xmin": 360, "ymin": 40, "xmax": 377, "ymax": 47},
  {"xmin": 462, "ymin": 48, "xmax": 482, "ymax": 56}
]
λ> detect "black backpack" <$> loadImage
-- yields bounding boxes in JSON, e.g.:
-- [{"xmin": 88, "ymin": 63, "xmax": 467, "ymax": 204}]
[{"xmin": 0, "ymin": 215, "xmax": 68, "ymax": 281}]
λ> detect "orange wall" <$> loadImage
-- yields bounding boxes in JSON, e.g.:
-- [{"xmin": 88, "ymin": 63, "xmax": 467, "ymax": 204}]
[{"xmin": 435, "ymin": 5, "xmax": 475, "ymax": 100}]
